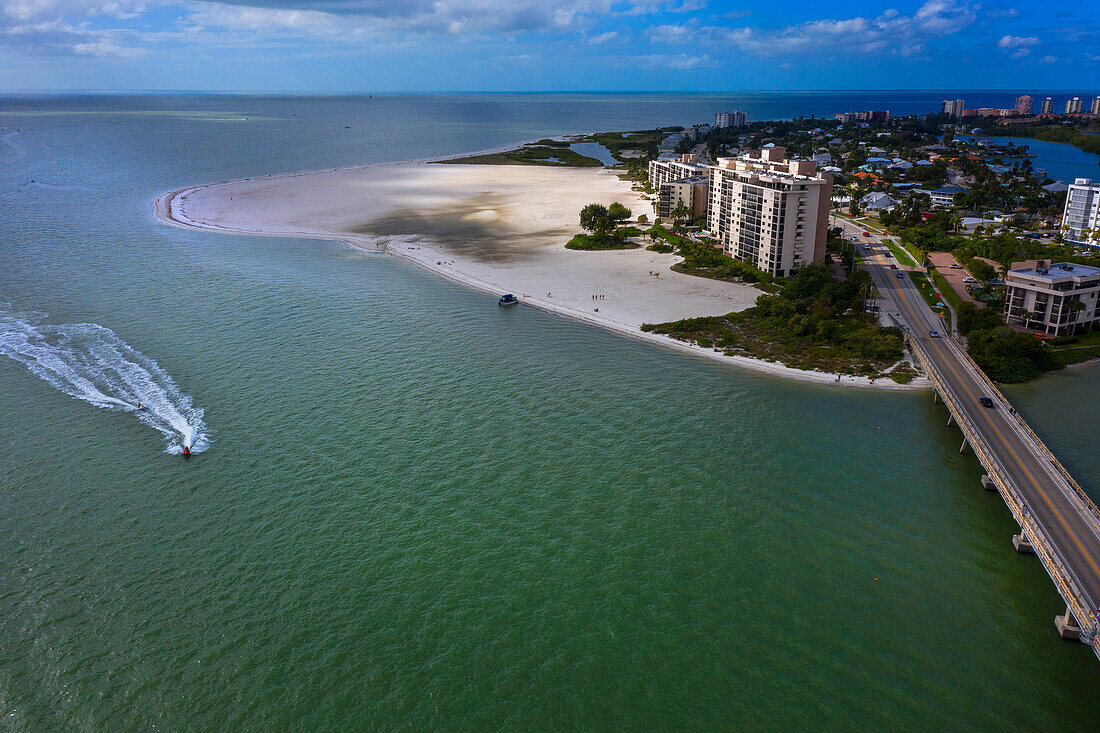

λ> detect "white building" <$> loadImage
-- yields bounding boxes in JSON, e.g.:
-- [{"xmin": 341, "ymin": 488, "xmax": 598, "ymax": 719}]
[
  {"xmin": 707, "ymin": 148, "xmax": 833, "ymax": 278},
  {"xmin": 714, "ymin": 111, "xmax": 748, "ymax": 128},
  {"xmin": 1065, "ymin": 97, "xmax": 1084, "ymax": 114},
  {"xmin": 943, "ymin": 99, "xmax": 965, "ymax": 117},
  {"xmin": 861, "ymin": 192, "xmax": 899, "ymax": 211},
  {"xmin": 1015, "ymin": 95, "xmax": 1033, "ymax": 115},
  {"xmin": 648, "ymin": 154, "xmax": 709, "ymax": 190},
  {"xmin": 1004, "ymin": 260, "xmax": 1100, "ymax": 336},
  {"xmin": 1040, "ymin": 97, "xmax": 1054, "ymax": 114},
  {"xmin": 1091, "ymin": 97, "xmax": 1100, "ymax": 115},
  {"xmin": 1063, "ymin": 178, "xmax": 1100, "ymax": 245}
]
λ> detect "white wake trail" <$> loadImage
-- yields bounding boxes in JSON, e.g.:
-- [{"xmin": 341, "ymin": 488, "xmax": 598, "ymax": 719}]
[{"xmin": 0, "ymin": 309, "xmax": 209, "ymax": 454}]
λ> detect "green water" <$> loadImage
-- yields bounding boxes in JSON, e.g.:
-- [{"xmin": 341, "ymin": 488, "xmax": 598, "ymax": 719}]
[{"xmin": 2, "ymin": 95, "xmax": 1099, "ymax": 729}]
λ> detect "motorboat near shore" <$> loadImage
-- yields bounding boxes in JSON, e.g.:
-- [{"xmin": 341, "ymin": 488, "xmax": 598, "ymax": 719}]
[{"xmin": 498, "ymin": 293, "xmax": 519, "ymax": 307}]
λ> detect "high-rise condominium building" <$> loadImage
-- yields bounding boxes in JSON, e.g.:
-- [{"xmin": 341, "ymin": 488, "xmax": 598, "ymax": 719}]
[
  {"xmin": 1091, "ymin": 97, "xmax": 1100, "ymax": 115},
  {"xmin": 707, "ymin": 148, "xmax": 833, "ymax": 278},
  {"xmin": 714, "ymin": 111, "xmax": 748, "ymax": 128},
  {"xmin": 1040, "ymin": 97, "xmax": 1054, "ymax": 114},
  {"xmin": 1015, "ymin": 95, "xmax": 1033, "ymax": 115},
  {"xmin": 1066, "ymin": 97, "xmax": 1084, "ymax": 114},
  {"xmin": 942, "ymin": 99, "xmax": 965, "ymax": 117},
  {"xmin": 1063, "ymin": 178, "xmax": 1100, "ymax": 244}
]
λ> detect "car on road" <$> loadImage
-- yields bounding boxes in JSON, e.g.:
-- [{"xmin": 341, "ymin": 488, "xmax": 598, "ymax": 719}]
[
  {"xmin": 979, "ymin": 397, "xmax": 995, "ymax": 408},
  {"xmin": 862, "ymin": 231, "xmax": 870, "ymax": 237},
  {"xmin": 949, "ymin": 264, "xmax": 962, "ymax": 269},
  {"xmin": 963, "ymin": 276, "xmax": 977, "ymax": 283},
  {"xmin": 889, "ymin": 264, "xmax": 897, "ymax": 269},
  {"xmin": 896, "ymin": 272, "xmax": 904, "ymax": 278},
  {"xmin": 929, "ymin": 329, "xmax": 940, "ymax": 338}
]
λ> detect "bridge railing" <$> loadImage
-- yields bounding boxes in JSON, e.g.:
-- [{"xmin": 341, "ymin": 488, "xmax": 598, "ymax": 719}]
[
  {"xmin": 907, "ymin": 335, "xmax": 1099, "ymax": 649},
  {"xmin": 948, "ymin": 338, "xmax": 1100, "ymax": 526}
]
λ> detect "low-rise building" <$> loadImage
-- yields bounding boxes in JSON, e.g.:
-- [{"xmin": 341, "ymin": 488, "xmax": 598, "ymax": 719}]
[
  {"xmin": 926, "ymin": 185, "xmax": 968, "ymax": 207},
  {"xmin": 861, "ymin": 192, "xmax": 899, "ymax": 211},
  {"xmin": 1063, "ymin": 178, "xmax": 1100, "ymax": 246},
  {"xmin": 1004, "ymin": 260, "xmax": 1100, "ymax": 335},
  {"xmin": 707, "ymin": 148, "xmax": 833, "ymax": 277}
]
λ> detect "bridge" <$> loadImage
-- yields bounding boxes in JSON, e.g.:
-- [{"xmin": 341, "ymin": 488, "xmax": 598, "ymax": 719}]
[{"xmin": 837, "ymin": 216, "xmax": 1100, "ymax": 658}]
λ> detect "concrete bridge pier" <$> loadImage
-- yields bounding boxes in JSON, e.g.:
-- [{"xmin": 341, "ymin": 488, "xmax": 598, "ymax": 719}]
[
  {"xmin": 1056, "ymin": 604, "xmax": 1083, "ymax": 641},
  {"xmin": 959, "ymin": 436, "xmax": 968, "ymax": 454},
  {"xmin": 1012, "ymin": 532, "xmax": 1035, "ymax": 554},
  {"xmin": 980, "ymin": 475, "xmax": 997, "ymax": 492},
  {"xmin": 947, "ymin": 412, "xmax": 954, "ymax": 427}
]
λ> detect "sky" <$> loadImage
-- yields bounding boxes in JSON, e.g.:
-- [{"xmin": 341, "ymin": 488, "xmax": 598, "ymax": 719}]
[{"xmin": 1, "ymin": 0, "xmax": 1098, "ymax": 92}]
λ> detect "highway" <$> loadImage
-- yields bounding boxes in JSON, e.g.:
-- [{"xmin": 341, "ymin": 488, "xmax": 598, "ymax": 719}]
[{"xmin": 835, "ymin": 215, "xmax": 1100, "ymax": 651}]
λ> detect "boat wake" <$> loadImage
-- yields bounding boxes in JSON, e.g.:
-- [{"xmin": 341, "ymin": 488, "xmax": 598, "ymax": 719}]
[{"xmin": 0, "ymin": 309, "xmax": 209, "ymax": 454}]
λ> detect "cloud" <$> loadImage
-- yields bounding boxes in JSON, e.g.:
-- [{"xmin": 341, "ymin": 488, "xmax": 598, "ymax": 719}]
[
  {"xmin": 997, "ymin": 34, "xmax": 1039, "ymax": 48},
  {"xmin": 1040, "ymin": 54, "xmax": 1057, "ymax": 63},
  {"xmin": 587, "ymin": 30, "xmax": 617, "ymax": 44},
  {"xmin": 648, "ymin": 0, "xmax": 978, "ymax": 57},
  {"xmin": 626, "ymin": 52, "xmax": 710, "ymax": 69}
]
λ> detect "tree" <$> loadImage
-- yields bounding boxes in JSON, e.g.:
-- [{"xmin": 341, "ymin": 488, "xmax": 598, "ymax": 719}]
[
  {"xmin": 608, "ymin": 202, "xmax": 632, "ymax": 223},
  {"xmin": 670, "ymin": 201, "xmax": 691, "ymax": 230},
  {"xmin": 1066, "ymin": 298, "xmax": 1086, "ymax": 334},
  {"xmin": 579, "ymin": 203, "xmax": 613, "ymax": 234}
]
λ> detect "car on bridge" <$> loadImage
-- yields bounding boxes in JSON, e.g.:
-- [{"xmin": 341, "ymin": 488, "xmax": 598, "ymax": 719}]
[
  {"xmin": 929, "ymin": 329, "xmax": 940, "ymax": 338},
  {"xmin": 862, "ymin": 231, "xmax": 870, "ymax": 237},
  {"xmin": 896, "ymin": 272, "xmax": 904, "ymax": 278},
  {"xmin": 979, "ymin": 397, "xmax": 995, "ymax": 408}
]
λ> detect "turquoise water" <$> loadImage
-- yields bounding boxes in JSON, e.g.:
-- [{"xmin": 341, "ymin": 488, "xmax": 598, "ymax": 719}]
[{"xmin": 2, "ymin": 94, "xmax": 1100, "ymax": 729}]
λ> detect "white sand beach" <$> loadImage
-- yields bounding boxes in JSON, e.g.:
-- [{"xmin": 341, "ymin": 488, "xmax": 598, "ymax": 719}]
[{"xmin": 155, "ymin": 161, "xmax": 927, "ymax": 389}]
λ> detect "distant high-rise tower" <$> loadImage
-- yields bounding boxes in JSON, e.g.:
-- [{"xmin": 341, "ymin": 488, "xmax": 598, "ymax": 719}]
[
  {"xmin": 1091, "ymin": 97, "xmax": 1100, "ymax": 115},
  {"xmin": 1015, "ymin": 95, "xmax": 1033, "ymax": 115},
  {"xmin": 1040, "ymin": 97, "xmax": 1054, "ymax": 114},
  {"xmin": 1066, "ymin": 97, "xmax": 1084, "ymax": 114},
  {"xmin": 714, "ymin": 111, "xmax": 748, "ymax": 128},
  {"xmin": 942, "ymin": 99, "xmax": 965, "ymax": 117}
]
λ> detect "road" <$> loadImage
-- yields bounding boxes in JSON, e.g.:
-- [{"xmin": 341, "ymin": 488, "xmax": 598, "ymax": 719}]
[{"xmin": 834, "ymin": 214, "xmax": 1100, "ymax": 638}]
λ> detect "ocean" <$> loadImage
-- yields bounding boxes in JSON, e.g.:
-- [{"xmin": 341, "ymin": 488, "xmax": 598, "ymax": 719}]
[{"xmin": 2, "ymin": 93, "xmax": 1099, "ymax": 729}]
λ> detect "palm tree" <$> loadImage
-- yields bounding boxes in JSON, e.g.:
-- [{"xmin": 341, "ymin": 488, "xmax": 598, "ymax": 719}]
[{"xmin": 1066, "ymin": 299, "xmax": 1086, "ymax": 335}]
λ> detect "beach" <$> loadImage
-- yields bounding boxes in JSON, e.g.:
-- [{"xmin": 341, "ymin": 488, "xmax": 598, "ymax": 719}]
[{"xmin": 156, "ymin": 160, "xmax": 926, "ymax": 389}]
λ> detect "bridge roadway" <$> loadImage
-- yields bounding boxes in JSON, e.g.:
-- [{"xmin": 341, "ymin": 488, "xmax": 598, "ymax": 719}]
[{"xmin": 837, "ymin": 216, "xmax": 1100, "ymax": 654}]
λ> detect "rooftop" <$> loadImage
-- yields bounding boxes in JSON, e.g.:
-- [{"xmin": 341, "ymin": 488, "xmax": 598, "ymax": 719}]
[{"xmin": 1010, "ymin": 261, "xmax": 1100, "ymax": 281}]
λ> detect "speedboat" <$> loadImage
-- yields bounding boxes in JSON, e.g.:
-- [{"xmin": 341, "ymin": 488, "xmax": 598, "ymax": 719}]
[{"xmin": 498, "ymin": 294, "xmax": 519, "ymax": 307}]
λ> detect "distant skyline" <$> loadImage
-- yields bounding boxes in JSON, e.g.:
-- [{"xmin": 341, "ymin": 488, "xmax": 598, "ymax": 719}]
[{"xmin": 2, "ymin": 1, "xmax": 1098, "ymax": 92}]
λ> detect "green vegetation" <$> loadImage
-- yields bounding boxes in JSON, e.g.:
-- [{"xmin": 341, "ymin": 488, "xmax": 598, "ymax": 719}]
[
  {"xmin": 883, "ymin": 240, "xmax": 917, "ymax": 267},
  {"xmin": 645, "ymin": 225, "xmax": 775, "ymax": 284},
  {"xmin": 567, "ymin": 203, "xmax": 642, "ymax": 250},
  {"xmin": 643, "ymin": 265, "xmax": 908, "ymax": 377},
  {"xmin": 565, "ymin": 233, "xmax": 639, "ymax": 250},
  {"xmin": 955, "ymin": 302, "xmax": 1054, "ymax": 382},
  {"xmin": 928, "ymin": 268, "xmax": 963, "ymax": 310},
  {"xmin": 436, "ymin": 145, "xmax": 602, "ymax": 167},
  {"xmin": 584, "ymin": 127, "xmax": 683, "ymax": 162},
  {"xmin": 908, "ymin": 272, "xmax": 952, "ymax": 329}
]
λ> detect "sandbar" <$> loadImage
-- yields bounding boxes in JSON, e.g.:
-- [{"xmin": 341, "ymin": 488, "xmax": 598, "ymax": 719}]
[{"xmin": 155, "ymin": 160, "xmax": 927, "ymax": 390}]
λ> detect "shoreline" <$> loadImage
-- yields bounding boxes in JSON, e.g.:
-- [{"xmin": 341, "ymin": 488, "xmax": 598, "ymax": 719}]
[{"xmin": 154, "ymin": 162, "xmax": 930, "ymax": 392}]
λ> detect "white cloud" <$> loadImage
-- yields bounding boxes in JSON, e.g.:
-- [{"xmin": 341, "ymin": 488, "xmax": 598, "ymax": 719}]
[
  {"xmin": 997, "ymin": 34, "xmax": 1039, "ymax": 48},
  {"xmin": 651, "ymin": 0, "xmax": 977, "ymax": 57},
  {"xmin": 626, "ymin": 52, "xmax": 709, "ymax": 69},
  {"xmin": 587, "ymin": 30, "xmax": 617, "ymax": 44}
]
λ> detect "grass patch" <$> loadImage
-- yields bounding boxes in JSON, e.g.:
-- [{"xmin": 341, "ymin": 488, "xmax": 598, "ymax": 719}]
[
  {"xmin": 884, "ymin": 240, "xmax": 917, "ymax": 267},
  {"xmin": 908, "ymin": 271, "xmax": 952, "ymax": 329},
  {"xmin": 565, "ymin": 232, "xmax": 639, "ymax": 251},
  {"xmin": 437, "ymin": 145, "xmax": 602, "ymax": 167},
  {"xmin": 928, "ymin": 267, "xmax": 964, "ymax": 310},
  {"xmin": 888, "ymin": 363, "xmax": 918, "ymax": 383}
]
